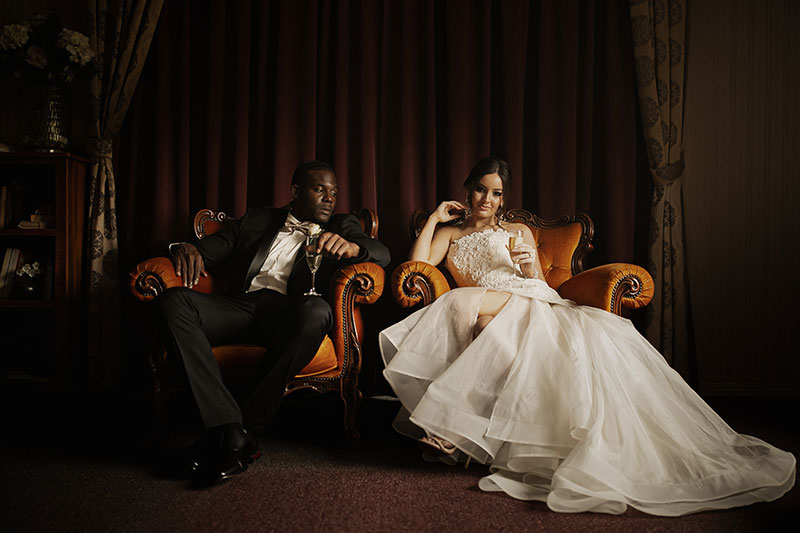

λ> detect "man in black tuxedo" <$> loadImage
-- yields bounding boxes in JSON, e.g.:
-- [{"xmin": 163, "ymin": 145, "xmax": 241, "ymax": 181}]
[{"xmin": 159, "ymin": 160, "xmax": 390, "ymax": 486}]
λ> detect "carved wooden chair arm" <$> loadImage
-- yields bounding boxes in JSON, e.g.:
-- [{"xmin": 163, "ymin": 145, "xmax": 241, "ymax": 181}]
[
  {"xmin": 390, "ymin": 260, "xmax": 452, "ymax": 308},
  {"xmin": 557, "ymin": 263, "xmax": 654, "ymax": 315},
  {"xmin": 329, "ymin": 262, "xmax": 386, "ymax": 306},
  {"xmin": 326, "ymin": 262, "xmax": 386, "ymax": 372},
  {"xmin": 128, "ymin": 256, "xmax": 216, "ymax": 302}
]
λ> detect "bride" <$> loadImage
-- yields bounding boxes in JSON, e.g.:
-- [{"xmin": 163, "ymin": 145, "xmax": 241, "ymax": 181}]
[{"xmin": 379, "ymin": 157, "xmax": 795, "ymax": 516}]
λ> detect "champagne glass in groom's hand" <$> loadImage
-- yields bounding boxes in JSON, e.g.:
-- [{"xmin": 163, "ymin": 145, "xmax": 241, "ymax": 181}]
[{"xmin": 304, "ymin": 233, "xmax": 323, "ymax": 296}]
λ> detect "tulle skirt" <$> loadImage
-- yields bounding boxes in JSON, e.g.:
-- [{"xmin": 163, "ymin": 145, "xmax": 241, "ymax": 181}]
[{"xmin": 380, "ymin": 288, "xmax": 795, "ymax": 515}]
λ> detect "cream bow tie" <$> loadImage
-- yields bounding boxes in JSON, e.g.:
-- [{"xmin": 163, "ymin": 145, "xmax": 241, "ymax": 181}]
[
  {"xmin": 281, "ymin": 221, "xmax": 322, "ymax": 235},
  {"xmin": 281, "ymin": 223, "xmax": 308, "ymax": 234}
]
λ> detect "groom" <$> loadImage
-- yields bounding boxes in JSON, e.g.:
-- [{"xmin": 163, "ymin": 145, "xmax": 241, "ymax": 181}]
[{"xmin": 159, "ymin": 160, "xmax": 390, "ymax": 486}]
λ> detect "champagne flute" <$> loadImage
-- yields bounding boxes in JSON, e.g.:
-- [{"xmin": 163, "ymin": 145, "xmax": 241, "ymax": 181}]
[
  {"xmin": 508, "ymin": 229, "xmax": 523, "ymax": 251},
  {"xmin": 509, "ymin": 229, "xmax": 524, "ymax": 276},
  {"xmin": 304, "ymin": 234, "xmax": 322, "ymax": 296}
]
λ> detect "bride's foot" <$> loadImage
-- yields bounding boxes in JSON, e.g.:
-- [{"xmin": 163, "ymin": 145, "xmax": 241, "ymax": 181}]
[{"xmin": 418, "ymin": 435, "xmax": 457, "ymax": 456}]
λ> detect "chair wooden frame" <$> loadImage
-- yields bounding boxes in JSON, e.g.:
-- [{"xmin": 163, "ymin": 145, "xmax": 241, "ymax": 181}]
[
  {"xmin": 129, "ymin": 208, "xmax": 385, "ymax": 441},
  {"xmin": 393, "ymin": 208, "xmax": 653, "ymax": 315}
]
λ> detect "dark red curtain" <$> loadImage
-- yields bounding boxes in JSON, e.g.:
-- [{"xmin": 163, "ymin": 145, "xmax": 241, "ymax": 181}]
[
  {"xmin": 116, "ymin": 0, "xmax": 649, "ymax": 389},
  {"xmin": 117, "ymin": 0, "xmax": 648, "ymax": 268}
]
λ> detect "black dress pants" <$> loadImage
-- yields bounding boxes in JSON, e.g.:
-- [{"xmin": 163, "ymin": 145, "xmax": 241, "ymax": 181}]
[{"xmin": 158, "ymin": 287, "xmax": 332, "ymax": 431}]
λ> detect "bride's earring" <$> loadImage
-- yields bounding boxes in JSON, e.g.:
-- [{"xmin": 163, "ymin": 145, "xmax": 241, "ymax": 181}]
[{"xmin": 464, "ymin": 194, "xmax": 472, "ymax": 219}]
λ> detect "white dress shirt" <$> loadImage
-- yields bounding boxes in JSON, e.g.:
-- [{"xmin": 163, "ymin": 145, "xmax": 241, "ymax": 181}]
[
  {"xmin": 246, "ymin": 212, "xmax": 307, "ymax": 295},
  {"xmin": 168, "ymin": 212, "xmax": 312, "ymax": 295}
]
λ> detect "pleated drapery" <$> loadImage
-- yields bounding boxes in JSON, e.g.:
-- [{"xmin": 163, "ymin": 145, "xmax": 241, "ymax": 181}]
[
  {"xmin": 118, "ymin": 0, "xmax": 646, "ymax": 270},
  {"xmin": 629, "ymin": 0, "xmax": 690, "ymax": 378},
  {"xmin": 86, "ymin": 0, "xmax": 163, "ymax": 387}
]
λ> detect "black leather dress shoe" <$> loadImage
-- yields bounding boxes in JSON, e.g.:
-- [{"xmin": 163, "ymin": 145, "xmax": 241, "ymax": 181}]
[
  {"xmin": 180, "ymin": 426, "xmax": 226, "ymax": 476},
  {"xmin": 191, "ymin": 423, "xmax": 261, "ymax": 488}
]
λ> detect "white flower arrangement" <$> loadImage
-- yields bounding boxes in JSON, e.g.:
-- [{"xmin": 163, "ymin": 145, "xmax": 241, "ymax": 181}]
[
  {"xmin": 16, "ymin": 261, "xmax": 42, "ymax": 278},
  {"xmin": 306, "ymin": 223, "xmax": 323, "ymax": 237},
  {"xmin": 0, "ymin": 24, "xmax": 30, "ymax": 50},
  {"xmin": 0, "ymin": 14, "xmax": 96, "ymax": 84},
  {"xmin": 59, "ymin": 28, "xmax": 94, "ymax": 67}
]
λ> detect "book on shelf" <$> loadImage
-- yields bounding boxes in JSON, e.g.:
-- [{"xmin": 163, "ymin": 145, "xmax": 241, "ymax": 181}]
[
  {"xmin": 0, "ymin": 247, "xmax": 20, "ymax": 298},
  {"xmin": 16, "ymin": 210, "xmax": 54, "ymax": 229},
  {"xmin": 17, "ymin": 220, "xmax": 49, "ymax": 229},
  {"xmin": 0, "ymin": 248, "xmax": 12, "ymax": 295},
  {"xmin": 0, "ymin": 185, "xmax": 6, "ymax": 229},
  {"xmin": 0, "ymin": 185, "xmax": 7, "ymax": 229},
  {"xmin": 0, "ymin": 184, "xmax": 21, "ymax": 229}
]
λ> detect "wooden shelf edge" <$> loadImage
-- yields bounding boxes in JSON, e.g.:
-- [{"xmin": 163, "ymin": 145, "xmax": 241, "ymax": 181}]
[
  {"xmin": 0, "ymin": 229, "xmax": 57, "ymax": 237},
  {"xmin": 0, "ymin": 299, "xmax": 56, "ymax": 308},
  {"xmin": 1, "ymin": 372, "xmax": 54, "ymax": 384},
  {"xmin": 0, "ymin": 151, "xmax": 89, "ymax": 163}
]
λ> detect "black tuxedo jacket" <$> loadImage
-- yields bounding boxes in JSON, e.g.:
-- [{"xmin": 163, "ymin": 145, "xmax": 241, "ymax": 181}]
[{"xmin": 194, "ymin": 207, "xmax": 390, "ymax": 297}]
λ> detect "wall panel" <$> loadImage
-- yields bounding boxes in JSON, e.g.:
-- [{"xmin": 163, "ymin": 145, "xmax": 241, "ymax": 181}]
[{"xmin": 684, "ymin": 0, "xmax": 800, "ymax": 396}]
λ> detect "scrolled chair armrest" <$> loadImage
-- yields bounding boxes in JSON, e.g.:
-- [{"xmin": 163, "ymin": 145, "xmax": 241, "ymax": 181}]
[
  {"xmin": 128, "ymin": 256, "xmax": 215, "ymax": 302},
  {"xmin": 390, "ymin": 260, "xmax": 451, "ymax": 308},
  {"xmin": 327, "ymin": 262, "xmax": 386, "ymax": 371},
  {"xmin": 329, "ymin": 262, "xmax": 386, "ymax": 306},
  {"xmin": 557, "ymin": 263, "xmax": 654, "ymax": 315}
]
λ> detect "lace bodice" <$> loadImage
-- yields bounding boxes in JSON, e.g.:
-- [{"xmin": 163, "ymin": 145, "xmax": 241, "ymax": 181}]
[{"xmin": 445, "ymin": 228, "xmax": 569, "ymax": 304}]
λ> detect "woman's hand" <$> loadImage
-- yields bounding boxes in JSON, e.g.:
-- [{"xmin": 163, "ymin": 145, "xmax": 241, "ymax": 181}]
[
  {"xmin": 508, "ymin": 242, "xmax": 538, "ymax": 278},
  {"xmin": 410, "ymin": 201, "xmax": 465, "ymax": 264},
  {"xmin": 431, "ymin": 200, "xmax": 468, "ymax": 224}
]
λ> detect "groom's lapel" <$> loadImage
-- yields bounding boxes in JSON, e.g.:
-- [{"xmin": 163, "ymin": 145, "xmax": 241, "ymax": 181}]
[{"xmin": 243, "ymin": 211, "xmax": 288, "ymax": 290}]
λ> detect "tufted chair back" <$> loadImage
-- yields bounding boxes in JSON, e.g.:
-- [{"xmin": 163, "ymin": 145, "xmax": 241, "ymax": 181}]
[
  {"xmin": 398, "ymin": 208, "xmax": 652, "ymax": 316},
  {"xmin": 409, "ymin": 208, "xmax": 593, "ymax": 290}
]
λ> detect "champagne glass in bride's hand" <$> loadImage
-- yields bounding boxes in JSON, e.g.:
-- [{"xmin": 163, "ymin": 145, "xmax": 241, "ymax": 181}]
[
  {"xmin": 508, "ymin": 229, "xmax": 523, "ymax": 252},
  {"xmin": 508, "ymin": 229, "xmax": 524, "ymax": 276},
  {"xmin": 304, "ymin": 234, "xmax": 323, "ymax": 296}
]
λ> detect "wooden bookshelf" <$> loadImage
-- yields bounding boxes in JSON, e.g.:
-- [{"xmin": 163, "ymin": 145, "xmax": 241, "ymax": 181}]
[
  {"xmin": 0, "ymin": 229, "xmax": 58, "ymax": 237},
  {"xmin": 0, "ymin": 299, "xmax": 57, "ymax": 308},
  {"xmin": 0, "ymin": 152, "xmax": 87, "ymax": 388}
]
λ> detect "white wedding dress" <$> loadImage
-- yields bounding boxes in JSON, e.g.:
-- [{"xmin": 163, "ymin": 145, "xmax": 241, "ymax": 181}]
[{"xmin": 380, "ymin": 228, "xmax": 795, "ymax": 516}]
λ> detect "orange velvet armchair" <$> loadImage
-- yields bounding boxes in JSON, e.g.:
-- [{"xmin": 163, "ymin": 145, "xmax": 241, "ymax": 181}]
[
  {"xmin": 391, "ymin": 209, "xmax": 653, "ymax": 315},
  {"xmin": 129, "ymin": 208, "xmax": 385, "ymax": 441}
]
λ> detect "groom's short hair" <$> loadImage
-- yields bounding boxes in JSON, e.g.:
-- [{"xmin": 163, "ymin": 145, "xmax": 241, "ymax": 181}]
[{"xmin": 292, "ymin": 160, "xmax": 335, "ymax": 186}]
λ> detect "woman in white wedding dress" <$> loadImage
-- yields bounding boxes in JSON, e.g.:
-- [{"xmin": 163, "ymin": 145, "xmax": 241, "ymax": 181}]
[{"xmin": 379, "ymin": 157, "xmax": 795, "ymax": 516}]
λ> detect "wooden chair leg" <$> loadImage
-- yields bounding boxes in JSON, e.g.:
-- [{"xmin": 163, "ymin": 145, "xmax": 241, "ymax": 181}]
[
  {"xmin": 341, "ymin": 379, "xmax": 362, "ymax": 442},
  {"xmin": 152, "ymin": 378, "xmax": 167, "ymax": 439},
  {"xmin": 148, "ymin": 348, "xmax": 168, "ymax": 441}
]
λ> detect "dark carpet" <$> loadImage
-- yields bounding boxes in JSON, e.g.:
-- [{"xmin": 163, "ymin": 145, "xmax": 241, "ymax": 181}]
[{"xmin": 1, "ymin": 386, "xmax": 798, "ymax": 532}]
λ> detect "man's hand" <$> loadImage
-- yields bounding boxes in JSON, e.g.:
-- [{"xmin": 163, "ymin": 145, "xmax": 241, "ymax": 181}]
[
  {"xmin": 173, "ymin": 243, "xmax": 208, "ymax": 288},
  {"xmin": 314, "ymin": 232, "xmax": 361, "ymax": 260}
]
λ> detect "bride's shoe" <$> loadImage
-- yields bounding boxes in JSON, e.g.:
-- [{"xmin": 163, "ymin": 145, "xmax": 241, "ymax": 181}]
[{"xmin": 418, "ymin": 435, "xmax": 457, "ymax": 456}]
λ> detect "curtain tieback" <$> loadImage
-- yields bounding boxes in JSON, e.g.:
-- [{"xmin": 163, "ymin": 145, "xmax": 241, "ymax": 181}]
[
  {"xmin": 89, "ymin": 138, "xmax": 113, "ymax": 159},
  {"xmin": 650, "ymin": 158, "xmax": 685, "ymax": 186}
]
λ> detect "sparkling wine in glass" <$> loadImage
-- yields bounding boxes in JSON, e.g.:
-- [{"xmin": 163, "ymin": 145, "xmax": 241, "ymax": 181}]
[
  {"xmin": 509, "ymin": 229, "xmax": 524, "ymax": 276},
  {"xmin": 304, "ymin": 234, "xmax": 322, "ymax": 296},
  {"xmin": 508, "ymin": 229, "xmax": 523, "ymax": 251}
]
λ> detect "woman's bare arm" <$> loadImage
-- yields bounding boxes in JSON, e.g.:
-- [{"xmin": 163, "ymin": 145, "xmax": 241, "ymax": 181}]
[{"xmin": 409, "ymin": 200, "xmax": 466, "ymax": 264}]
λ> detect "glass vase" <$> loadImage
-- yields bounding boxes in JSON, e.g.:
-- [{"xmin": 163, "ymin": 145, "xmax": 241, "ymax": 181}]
[{"xmin": 22, "ymin": 84, "xmax": 70, "ymax": 152}]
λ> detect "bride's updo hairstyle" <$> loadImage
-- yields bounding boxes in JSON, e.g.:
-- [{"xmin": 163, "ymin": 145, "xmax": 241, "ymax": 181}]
[{"xmin": 463, "ymin": 157, "xmax": 511, "ymax": 219}]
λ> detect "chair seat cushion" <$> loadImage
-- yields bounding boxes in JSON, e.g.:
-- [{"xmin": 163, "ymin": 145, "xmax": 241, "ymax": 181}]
[{"xmin": 212, "ymin": 335, "xmax": 338, "ymax": 378}]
